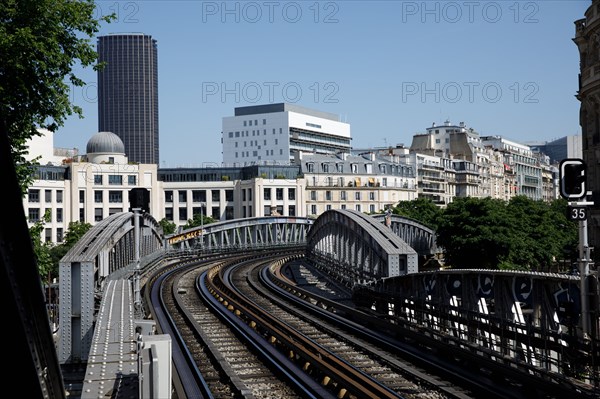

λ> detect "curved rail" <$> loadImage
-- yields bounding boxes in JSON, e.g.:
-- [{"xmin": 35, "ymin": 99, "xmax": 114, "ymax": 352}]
[
  {"xmin": 201, "ymin": 254, "xmax": 402, "ymax": 399},
  {"xmin": 146, "ymin": 259, "xmax": 214, "ymax": 399}
]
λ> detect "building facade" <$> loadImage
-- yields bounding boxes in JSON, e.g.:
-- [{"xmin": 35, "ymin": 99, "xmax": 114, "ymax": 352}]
[
  {"xmin": 298, "ymin": 152, "xmax": 417, "ymax": 216},
  {"xmin": 574, "ymin": 1, "xmax": 600, "ymax": 254},
  {"xmin": 98, "ymin": 34, "xmax": 159, "ymax": 165},
  {"xmin": 222, "ymin": 103, "xmax": 351, "ymax": 165}
]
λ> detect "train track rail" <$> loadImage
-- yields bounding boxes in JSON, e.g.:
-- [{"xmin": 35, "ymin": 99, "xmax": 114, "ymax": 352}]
[
  {"xmin": 147, "ymin": 249, "xmax": 316, "ymax": 398},
  {"xmin": 201, "ymin": 253, "xmax": 454, "ymax": 399}
]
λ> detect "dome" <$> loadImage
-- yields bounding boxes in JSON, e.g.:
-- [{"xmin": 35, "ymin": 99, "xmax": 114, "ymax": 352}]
[{"xmin": 86, "ymin": 131, "xmax": 125, "ymax": 154}]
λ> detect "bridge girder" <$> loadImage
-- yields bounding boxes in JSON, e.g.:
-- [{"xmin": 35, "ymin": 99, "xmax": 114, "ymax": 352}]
[
  {"xmin": 307, "ymin": 210, "xmax": 418, "ymax": 286},
  {"xmin": 58, "ymin": 212, "xmax": 163, "ymax": 364}
]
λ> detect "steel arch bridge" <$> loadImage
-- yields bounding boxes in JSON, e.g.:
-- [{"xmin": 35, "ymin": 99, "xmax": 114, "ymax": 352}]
[
  {"xmin": 353, "ymin": 269, "xmax": 600, "ymax": 386},
  {"xmin": 371, "ymin": 213, "xmax": 438, "ymax": 256},
  {"xmin": 306, "ymin": 209, "xmax": 418, "ymax": 286},
  {"xmin": 58, "ymin": 211, "xmax": 163, "ymax": 364},
  {"xmin": 165, "ymin": 216, "xmax": 314, "ymax": 250}
]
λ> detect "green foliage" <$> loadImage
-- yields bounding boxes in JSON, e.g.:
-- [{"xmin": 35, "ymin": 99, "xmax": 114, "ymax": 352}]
[
  {"xmin": 158, "ymin": 218, "xmax": 177, "ymax": 235},
  {"xmin": 392, "ymin": 198, "xmax": 442, "ymax": 229},
  {"xmin": 436, "ymin": 196, "xmax": 578, "ymax": 270},
  {"xmin": 63, "ymin": 221, "xmax": 92, "ymax": 247},
  {"xmin": 29, "ymin": 210, "xmax": 54, "ymax": 283},
  {"xmin": 0, "ymin": 0, "xmax": 113, "ymax": 194},
  {"xmin": 183, "ymin": 213, "xmax": 215, "ymax": 230}
]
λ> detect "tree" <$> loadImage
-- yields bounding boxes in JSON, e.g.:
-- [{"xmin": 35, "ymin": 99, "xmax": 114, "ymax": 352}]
[
  {"xmin": 392, "ymin": 198, "xmax": 442, "ymax": 229},
  {"xmin": 29, "ymin": 210, "xmax": 54, "ymax": 284},
  {"xmin": 436, "ymin": 196, "xmax": 579, "ymax": 271},
  {"xmin": 183, "ymin": 213, "xmax": 216, "ymax": 230},
  {"xmin": 62, "ymin": 221, "xmax": 92, "ymax": 247},
  {"xmin": 0, "ymin": 0, "xmax": 113, "ymax": 193},
  {"xmin": 436, "ymin": 197, "xmax": 512, "ymax": 269},
  {"xmin": 158, "ymin": 218, "xmax": 177, "ymax": 235}
]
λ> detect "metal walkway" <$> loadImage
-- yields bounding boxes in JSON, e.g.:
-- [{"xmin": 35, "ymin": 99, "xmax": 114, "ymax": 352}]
[{"xmin": 81, "ymin": 279, "xmax": 138, "ymax": 398}]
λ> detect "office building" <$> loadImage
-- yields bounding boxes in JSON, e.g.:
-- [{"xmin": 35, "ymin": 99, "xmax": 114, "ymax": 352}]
[
  {"xmin": 98, "ymin": 33, "xmax": 159, "ymax": 164},
  {"xmin": 222, "ymin": 103, "xmax": 351, "ymax": 165}
]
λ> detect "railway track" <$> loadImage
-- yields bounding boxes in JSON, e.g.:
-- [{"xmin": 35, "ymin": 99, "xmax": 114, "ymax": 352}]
[
  {"xmin": 147, "ymin": 250, "xmax": 318, "ymax": 399},
  {"xmin": 201, "ymin": 253, "xmax": 456, "ymax": 399}
]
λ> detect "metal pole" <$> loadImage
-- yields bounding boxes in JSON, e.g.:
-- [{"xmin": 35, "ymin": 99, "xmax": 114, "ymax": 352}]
[
  {"xmin": 200, "ymin": 203, "xmax": 204, "ymax": 251},
  {"xmin": 133, "ymin": 208, "xmax": 141, "ymax": 313},
  {"xmin": 579, "ymin": 217, "xmax": 590, "ymax": 339}
]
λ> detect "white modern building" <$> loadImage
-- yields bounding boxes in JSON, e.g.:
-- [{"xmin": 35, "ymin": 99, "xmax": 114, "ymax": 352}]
[{"xmin": 222, "ymin": 103, "xmax": 351, "ymax": 165}]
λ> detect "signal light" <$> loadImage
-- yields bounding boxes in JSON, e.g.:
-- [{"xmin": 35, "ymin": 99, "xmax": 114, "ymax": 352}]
[{"xmin": 559, "ymin": 159, "xmax": 586, "ymax": 200}]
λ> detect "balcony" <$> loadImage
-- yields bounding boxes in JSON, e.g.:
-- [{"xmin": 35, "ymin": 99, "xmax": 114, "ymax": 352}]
[{"xmin": 581, "ymin": 64, "xmax": 600, "ymax": 89}]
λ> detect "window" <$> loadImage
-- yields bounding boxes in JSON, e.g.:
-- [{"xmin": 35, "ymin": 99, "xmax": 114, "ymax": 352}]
[
  {"xmin": 109, "ymin": 208, "xmax": 121, "ymax": 215},
  {"xmin": 94, "ymin": 191, "xmax": 103, "ymax": 203},
  {"xmin": 326, "ymin": 205, "xmax": 332, "ymax": 211},
  {"xmin": 225, "ymin": 206, "xmax": 234, "ymax": 220},
  {"xmin": 28, "ymin": 208, "xmax": 40, "ymax": 222},
  {"xmin": 264, "ymin": 205, "xmax": 271, "ymax": 216},
  {"xmin": 310, "ymin": 191, "xmax": 317, "ymax": 201},
  {"xmin": 341, "ymin": 204, "xmax": 346, "ymax": 210},
  {"xmin": 247, "ymin": 189, "xmax": 252, "ymax": 201},
  {"xmin": 56, "ymin": 190, "xmax": 63, "ymax": 203},
  {"xmin": 242, "ymin": 189, "xmax": 246, "ymax": 201},
  {"xmin": 178, "ymin": 190, "xmax": 187, "ymax": 203},
  {"xmin": 57, "ymin": 228, "xmax": 63, "ymax": 243},
  {"xmin": 351, "ymin": 164, "xmax": 358, "ymax": 173},
  {"xmin": 94, "ymin": 175, "xmax": 102, "ymax": 185},
  {"xmin": 79, "ymin": 190, "xmax": 85, "ymax": 204},
  {"xmin": 165, "ymin": 190, "xmax": 173, "ymax": 203},
  {"xmin": 288, "ymin": 188, "xmax": 295, "ymax": 200},
  {"xmin": 263, "ymin": 119, "xmax": 266, "ymax": 125},
  {"xmin": 435, "ymin": 139, "xmax": 440, "ymax": 144},
  {"xmin": 243, "ymin": 120, "xmax": 247, "ymax": 126},
  {"xmin": 108, "ymin": 175, "xmax": 122, "ymax": 185},
  {"xmin": 165, "ymin": 207, "xmax": 173, "ymax": 221},
  {"xmin": 322, "ymin": 163, "xmax": 329, "ymax": 173},
  {"xmin": 370, "ymin": 204, "xmax": 376, "ymax": 213},
  {"xmin": 340, "ymin": 191, "xmax": 347, "ymax": 200},
  {"xmin": 264, "ymin": 188, "xmax": 271, "ymax": 200},
  {"xmin": 179, "ymin": 207, "xmax": 187, "ymax": 221},
  {"xmin": 223, "ymin": 190, "xmax": 233, "ymax": 202},
  {"xmin": 212, "ymin": 190, "xmax": 220, "ymax": 202},
  {"xmin": 109, "ymin": 191, "xmax": 123, "ymax": 203},
  {"xmin": 355, "ymin": 192, "xmax": 361, "ymax": 200},
  {"xmin": 79, "ymin": 208, "xmax": 85, "ymax": 222},
  {"xmin": 311, "ymin": 205, "xmax": 317, "ymax": 214},
  {"xmin": 28, "ymin": 189, "xmax": 40, "ymax": 203},
  {"xmin": 212, "ymin": 207, "xmax": 220, "ymax": 219},
  {"xmin": 356, "ymin": 204, "xmax": 361, "ymax": 212},
  {"xmin": 95, "ymin": 208, "xmax": 103, "ymax": 222},
  {"xmin": 192, "ymin": 190, "xmax": 206, "ymax": 202},
  {"xmin": 288, "ymin": 205, "xmax": 296, "ymax": 216},
  {"xmin": 382, "ymin": 178, "xmax": 388, "ymax": 187},
  {"xmin": 326, "ymin": 191, "xmax": 332, "ymax": 201},
  {"xmin": 45, "ymin": 228, "xmax": 52, "ymax": 243},
  {"xmin": 229, "ymin": 132, "xmax": 233, "ymax": 138},
  {"xmin": 45, "ymin": 190, "xmax": 52, "ymax": 203},
  {"xmin": 128, "ymin": 175, "xmax": 137, "ymax": 185},
  {"xmin": 276, "ymin": 188, "xmax": 283, "ymax": 200},
  {"xmin": 369, "ymin": 192, "xmax": 375, "ymax": 201},
  {"xmin": 336, "ymin": 163, "xmax": 344, "ymax": 173},
  {"xmin": 56, "ymin": 208, "xmax": 63, "ymax": 223}
]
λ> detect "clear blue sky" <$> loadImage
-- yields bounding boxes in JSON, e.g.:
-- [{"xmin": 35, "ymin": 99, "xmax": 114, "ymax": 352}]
[{"xmin": 56, "ymin": 0, "xmax": 591, "ymax": 167}]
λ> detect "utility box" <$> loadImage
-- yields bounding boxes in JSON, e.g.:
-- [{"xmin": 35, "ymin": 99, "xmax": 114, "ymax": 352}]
[{"xmin": 139, "ymin": 334, "xmax": 172, "ymax": 399}]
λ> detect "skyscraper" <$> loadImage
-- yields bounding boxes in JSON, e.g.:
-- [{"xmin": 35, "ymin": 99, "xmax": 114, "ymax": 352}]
[{"xmin": 97, "ymin": 33, "xmax": 159, "ymax": 164}]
